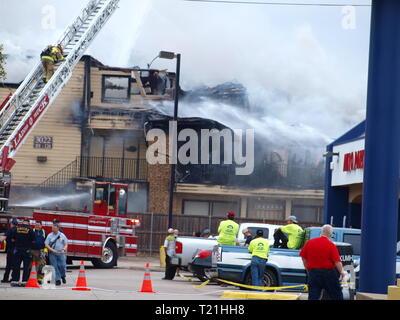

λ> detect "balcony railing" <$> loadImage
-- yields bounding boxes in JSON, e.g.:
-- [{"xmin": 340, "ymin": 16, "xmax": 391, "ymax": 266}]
[
  {"xmin": 39, "ymin": 156, "xmax": 148, "ymax": 189},
  {"xmin": 80, "ymin": 157, "xmax": 148, "ymax": 181}
]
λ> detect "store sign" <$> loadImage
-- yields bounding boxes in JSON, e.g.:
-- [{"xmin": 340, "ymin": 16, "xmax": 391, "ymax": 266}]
[
  {"xmin": 34, "ymin": 136, "xmax": 53, "ymax": 149},
  {"xmin": 331, "ymin": 138, "xmax": 365, "ymax": 186},
  {"xmin": 343, "ymin": 150, "xmax": 365, "ymax": 172}
]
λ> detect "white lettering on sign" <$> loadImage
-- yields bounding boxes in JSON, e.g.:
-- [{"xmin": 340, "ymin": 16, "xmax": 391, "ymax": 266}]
[
  {"xmin": 12, "ymin": 94, "xmax": 50, "ymax": 151},
  {"xmin": 34, "ymin": 136, "xmax": 53, "ymax": 149}
]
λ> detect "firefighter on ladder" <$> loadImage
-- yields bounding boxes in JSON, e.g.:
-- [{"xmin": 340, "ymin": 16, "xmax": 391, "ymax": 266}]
[{"xmin": 40, "ymin": 44, "xmax": 65, "ymax": 83}]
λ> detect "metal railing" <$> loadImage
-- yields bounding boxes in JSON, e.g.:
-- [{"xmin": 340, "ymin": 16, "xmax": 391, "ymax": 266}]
[
  {"xmin": 39, "ymin": 156, "xmax": 148, "ymax": 189},
  {"xmin": 80, "ymin": 157, "xmax": 148, "ymax": 181},
  {"xmin": 177, "ymin": 162, "xmax": 324, "ymax": 190}
]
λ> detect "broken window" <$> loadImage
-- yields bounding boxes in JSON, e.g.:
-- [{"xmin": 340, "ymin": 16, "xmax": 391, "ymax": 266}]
[{"xmin": 102, "ymin": 75, "xmax": 131, "ymax": 103}]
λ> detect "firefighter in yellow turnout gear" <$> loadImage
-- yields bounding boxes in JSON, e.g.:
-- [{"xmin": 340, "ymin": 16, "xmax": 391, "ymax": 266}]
[
  {"xmin": 217, "ymin": 211, "xmax": 239, "ymax": 246},
  {"xmin": 41, "ymin": 44, "xmax": 65, "ymax": 83}
]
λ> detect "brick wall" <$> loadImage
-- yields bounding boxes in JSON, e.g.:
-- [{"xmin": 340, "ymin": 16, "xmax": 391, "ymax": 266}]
[{"xmin": 147, "ymin": 163, "xmax": 171, "ymax": 214}]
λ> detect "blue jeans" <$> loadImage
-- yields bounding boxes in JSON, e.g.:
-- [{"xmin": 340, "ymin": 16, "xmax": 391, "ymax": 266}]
[
  {"xmin": 307, "ymin": 269, "xmax": 343, "ymax": 300},
  {"xmin": 49, "ymin": 253, "xmax": 66, "ymax": 282},
  {"xmin": 251, "ymin": 256, "xmax": 267, "ymax": 289}
]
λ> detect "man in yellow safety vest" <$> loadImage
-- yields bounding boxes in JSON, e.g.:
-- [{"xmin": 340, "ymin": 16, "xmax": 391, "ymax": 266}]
[
  {"xmin": 41, "ymin": 44, "xmax": 65, "ymax": 83},
  {"xmin": 217, "ymin": 211, "xmax": 239, "ymax": 246},
  {"xmin": 273, "ymin": 216, "xmax": 304, "ymax": 249},
  {"xmin": 248, "ymin": 229, "xmax": 270, "ymax": 288}
]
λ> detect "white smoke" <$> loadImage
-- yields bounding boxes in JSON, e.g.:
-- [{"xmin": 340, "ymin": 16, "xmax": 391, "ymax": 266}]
[{"xmin": 1, "ymin": 0, "xmax": 370, "ymax": 142}]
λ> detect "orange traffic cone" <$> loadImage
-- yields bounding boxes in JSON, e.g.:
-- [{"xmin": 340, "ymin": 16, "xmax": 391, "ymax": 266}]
[
  {"xmin": 26, "ymin": 262, "xmax": 40, "ymax": 288},
  {"xmin": 138, "ymin": 263, "xmax": 156, "ymax": 293},
  {"xmin": 72, "ymin": 261, "xmax": 91, "ymax": 291}
]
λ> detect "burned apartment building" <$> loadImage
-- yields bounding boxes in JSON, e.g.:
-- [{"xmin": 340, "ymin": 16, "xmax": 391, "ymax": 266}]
[{"xmin": 0, "ymin": 55, "xmax": 324, "ymax": 223}]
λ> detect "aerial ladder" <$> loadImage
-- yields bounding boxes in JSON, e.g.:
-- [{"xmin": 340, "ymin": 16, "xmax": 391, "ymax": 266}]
[{"xmin": 0, "ymin": 0, "xmax": 121, "ymax": 210}]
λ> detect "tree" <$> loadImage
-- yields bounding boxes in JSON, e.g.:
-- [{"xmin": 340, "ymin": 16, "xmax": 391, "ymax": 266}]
[{"xmin": 0, "ymin": 44, "xmax": 7, "ymax": 81}]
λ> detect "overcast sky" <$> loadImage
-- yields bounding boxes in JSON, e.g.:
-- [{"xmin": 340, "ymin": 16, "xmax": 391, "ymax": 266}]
[{"xmin": 0, "ymin": 0, "xmax": 372, "ymax": 140}]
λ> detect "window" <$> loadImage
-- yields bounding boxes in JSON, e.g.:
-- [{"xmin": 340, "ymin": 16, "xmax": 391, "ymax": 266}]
[
  {"xmin": 212, "ymin": 201, "xmax": 238, "ymax": 217},
  {"xmin": 245, "ymin": 227, "xmax": 270, "ymax": 239},
  {"xmin": 183, "ymin": 200, "xmax": 209, "ymax": 216},
  {"xmin": 95, "ymin": 185, "xmax": 108, "ymax": 202},
  {"xmin": 292, "ymin": 206, "xmax": 322, "ymax": 223},
  {"xmin": 183, "ymin": 200, "xmax": 239, "ymax": 217},
  {"xmin": 102, "ymin": 75, "xmax": 131, "ymax": 103},
  {"xmin": 343, "ymin": 233, "xmax": 361, "ymax": 255},
  {"xmin": 118, "ymin": 187, "xmax": 128, "ymax": 215},
  {"xmin": 109, "ymin": 185, "xmax": 116, "ymax": 209}
]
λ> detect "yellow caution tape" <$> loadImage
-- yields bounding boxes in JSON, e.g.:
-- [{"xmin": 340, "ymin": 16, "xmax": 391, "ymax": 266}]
[
  {"xmin": 193, "ymin": 279, "xmax": 211, "ymax": 289},
  {"xmin": 193, "ymin": 278, "xmax": 352, "ymax": 292},
  {"xmin": 178, "ymin": 273, "xmax": 193, "ymax": 282},
  {"xmin": 193, "ymin": 278, "xmax": 308, "ymax": 292},
  {"xmin": 216, "ymin": 278, "xmax": 308, "ymax": 291}
]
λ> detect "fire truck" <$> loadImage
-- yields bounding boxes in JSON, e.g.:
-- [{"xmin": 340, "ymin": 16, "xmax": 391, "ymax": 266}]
[
  {"xmin": 0, "ymin": 179, "xmax": 140, "ymax": 268},
  {"xmin": 0, "ymin": 0, "xmax": 142, "ymax": 267}
]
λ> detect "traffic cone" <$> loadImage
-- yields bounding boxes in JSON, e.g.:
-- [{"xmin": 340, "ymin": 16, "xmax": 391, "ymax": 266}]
[
  {"xmin": 26, "ymin": 262, "xmax": 40, "ymax": 288},
  {"xmin": 138, "ymin": 263, "xmax": 156, "ymax": 293},
  {"xmin": 72, "ymin": 261, "xmax": 91, "ymax": 291}
]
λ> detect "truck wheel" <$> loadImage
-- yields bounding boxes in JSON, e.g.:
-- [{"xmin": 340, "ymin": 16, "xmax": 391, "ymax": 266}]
[
  {"xmin": 243, "ymin": 268, "xmax": 279, "ymax": 290},
  {"xmin": 262, "ymin": 268, "xmax": 279, "ymax": 287},
  {"xmin": 91, "ymin": 241, "xmax": 118, "ymax": 269}
]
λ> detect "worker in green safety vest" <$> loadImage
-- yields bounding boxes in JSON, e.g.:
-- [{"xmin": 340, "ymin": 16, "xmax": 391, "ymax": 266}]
[
  {"xmin": 248, "ymin": 229, "xmax": 270, "ymax": 288},
  {"xmin": 217, "ymin": 211, "xmax": 239, "ymax": 246},
  {"xmin": 273, "ymin": 216, "xmax": 304, "ymax": 249}
]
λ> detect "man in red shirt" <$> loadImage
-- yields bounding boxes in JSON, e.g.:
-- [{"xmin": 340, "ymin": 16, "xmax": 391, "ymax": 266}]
[{"xmin": 300, "ymin": 225, "xmax": 347, "ymax": 300}]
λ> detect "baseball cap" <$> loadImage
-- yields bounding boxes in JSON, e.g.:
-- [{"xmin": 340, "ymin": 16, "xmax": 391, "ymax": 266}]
[
  {"xmin": 287, "ymin": 216, "xmax": 298, "ymax": 223},
  {"xmin": 256, "ymin": 229, "xmax": 264, "ymax": 237},
  {"xmin": 168, "ymin": 228, "xmax": 174, "ymax": 233},
  {"xmin": 201, "ymin": 229, "xmax": 211, "ymax": 236},
  {"xmin": 227, "ymin": 211, "xmax": 235, "ymax": 218}
]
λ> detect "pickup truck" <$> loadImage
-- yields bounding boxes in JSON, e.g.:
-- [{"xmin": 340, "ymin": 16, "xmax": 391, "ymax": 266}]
[
  {"xmin": 209, "ymin": 227, "xmax": 400, "ymax": 295},
  {"xmin": 210, "ymin": 227, "xmax": 358, "ymax": 299},
  {"xmin": 174, "ymin": 223, "xmax": 281, "ymax": 280}
]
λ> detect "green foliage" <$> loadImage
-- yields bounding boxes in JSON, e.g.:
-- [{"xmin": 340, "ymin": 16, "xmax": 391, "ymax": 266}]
[{"xmin": 0, "ymin": 45, "xmax": 7, "ymax": 81}]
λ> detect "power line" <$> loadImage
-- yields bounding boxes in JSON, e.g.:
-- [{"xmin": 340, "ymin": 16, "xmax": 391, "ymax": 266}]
[{"xmin": 183, "ymin": 0, "xmax": 371, "ymax": 7}]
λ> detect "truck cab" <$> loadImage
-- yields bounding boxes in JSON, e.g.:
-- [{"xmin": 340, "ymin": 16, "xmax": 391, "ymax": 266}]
[{"xmin": 92, "ymin": 182, "xmax": 128, "ymax": 217}]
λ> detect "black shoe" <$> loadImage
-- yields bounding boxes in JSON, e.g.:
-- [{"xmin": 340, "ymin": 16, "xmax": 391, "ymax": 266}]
[
  {"xmin": 10, "ymin": 282, "xmax": 19, "ymax": 287},
  {"xmin": 162, "ymin": 277, "xmax": 172, "ymax": 280},
  {"xmin": 56, "ymin": 280, "xmax": 61, "ymax": 286},
  {"xmin": 19, "ymin": 283, "xmax": 26, "ymax": 287},
  {"xmin": 61, "ymin": 277, "xmax": 66, "ymax": 284},
  {"xmin": 1, "ymin": 280, "xmax": 10, "ymax": 283}
]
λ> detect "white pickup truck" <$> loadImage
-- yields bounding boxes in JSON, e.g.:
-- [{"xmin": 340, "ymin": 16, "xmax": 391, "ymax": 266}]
[{"xmin": 174, "ymin": 223, "xmax": 281, "ymax": 280}]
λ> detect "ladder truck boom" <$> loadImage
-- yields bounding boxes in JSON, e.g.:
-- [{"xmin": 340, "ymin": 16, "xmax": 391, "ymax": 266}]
[{"xmin": 0, "ymin": 0, "xmax": 120, "ymax": 163}]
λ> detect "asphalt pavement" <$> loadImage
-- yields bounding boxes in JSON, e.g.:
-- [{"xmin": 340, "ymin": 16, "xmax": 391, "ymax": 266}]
[{"xmin": 0, "ymin": 253, "xmax": 308, "ymax": 300}]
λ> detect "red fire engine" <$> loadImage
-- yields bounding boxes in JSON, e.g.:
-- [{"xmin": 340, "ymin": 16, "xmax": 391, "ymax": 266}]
[{"xmin": 0, "ymin": 179, "xmax": 140, "ymax": 268}]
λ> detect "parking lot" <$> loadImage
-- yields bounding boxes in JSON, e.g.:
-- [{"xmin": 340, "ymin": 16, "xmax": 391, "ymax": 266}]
[{"xmin": 0, "ymin": 255, "xmax": 307, "ymax": 300}]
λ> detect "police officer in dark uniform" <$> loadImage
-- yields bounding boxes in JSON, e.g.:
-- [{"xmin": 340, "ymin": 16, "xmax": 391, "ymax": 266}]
[
  {"xmin": 11, "ymin": 218, "xmax": 35, "ymax": 287},
  {"xmin": 1, "ymin": 219, "xmax": 18, "ymax": 283}
]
